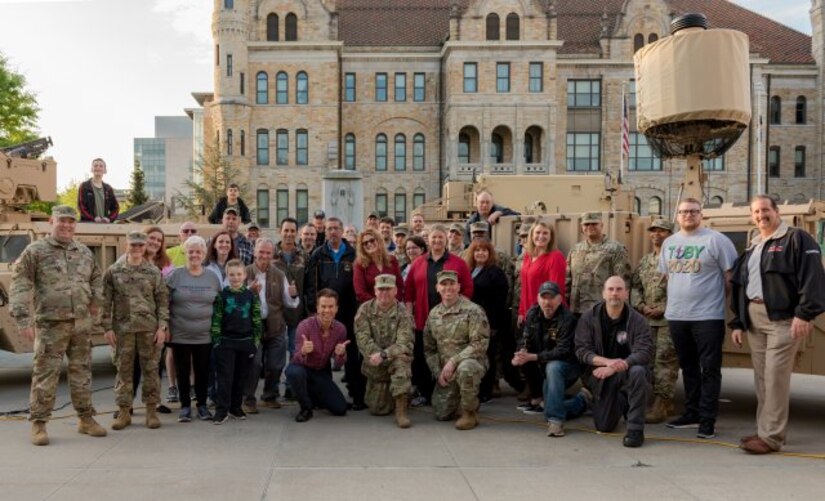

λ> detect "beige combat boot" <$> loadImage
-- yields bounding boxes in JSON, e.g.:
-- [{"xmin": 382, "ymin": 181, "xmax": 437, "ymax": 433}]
[
  {"xmin": 455, "ymin": 409, "xmax": 479, "ymax": 430},
  {"xmin": 31, "ymin": 421, "xmax": 49, "ymax": 446},
  {"xmin": 111, "ymin": 406, "xmax": 132, "ymax": 430},
  {"xmin": 145, "ymin": 404, "xmax": 162, "ymax": 429},
  {"xmin": 394, "ymin": 396, "xmax": 411, "ymax": 429},
  {"xmin": 77, "ymin": 416, "xmax": 107, "ymax": 437}
]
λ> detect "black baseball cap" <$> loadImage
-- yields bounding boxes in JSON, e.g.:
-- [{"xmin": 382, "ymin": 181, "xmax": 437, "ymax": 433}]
[{"xmin": 538, "ymin": 281, "xmax": 561, "ymax": 297}]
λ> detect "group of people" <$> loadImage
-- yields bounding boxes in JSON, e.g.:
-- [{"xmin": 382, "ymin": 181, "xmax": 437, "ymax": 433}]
[{"xmin": 10, "ymin": 181, "xmax": 824, "ymax": 454}]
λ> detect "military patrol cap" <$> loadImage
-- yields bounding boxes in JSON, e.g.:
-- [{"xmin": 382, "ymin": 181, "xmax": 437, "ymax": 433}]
[
  {"xmin": 518, "ymin": 224, "xmax": 532, "ymax": 237},
  {"xmin": 247, "ymin": 221, "xmax": 260, "ymax": 230},
  {"xmin": 367, "ymin": 211, "xmax": 379, "ymax": 219},
  {"xmin": 126, "ymin": 231, "xmax": 147, "ymax": 244},
  {"xmin": 436, "ymin": 270, "xmax": 458, "ymax": 284},
  {"xmin": 647, "ymin": 218, "xmax": 674, "ymax": 232},
  {"xmin": 581, "ymin": 212, "xmax": 602, "ymax": 224},
  {"xmin": 374, "ymin": 274, "xmax": 397, "ymax": 289},
  {"xmin": 470, "ymin": 222, "xmax": 489, "ymax": 234},
  {"xmin": 538, "ymin": 281, "xmax": 561, "ymax": 297},
  {"xmin": 223, "ymin": 206, "xmax": 240, "ymax": 216},
  {"xmin": 51, "ymin": 205, "xmax": 78, "ymax": 220},
  {"xmin": 393, "ymin": 226, "xmax": 409, "ymax": 236},
  {"xmin": 449, "ymin": 223, "xmax": 464, "ymax": 235}
]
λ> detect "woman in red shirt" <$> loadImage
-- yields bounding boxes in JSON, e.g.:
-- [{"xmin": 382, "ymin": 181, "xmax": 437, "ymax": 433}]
[
  {"xmin": 353, "ymin": 228, "xmax": 404, "ymax": 304},
  {"xmin": 518, "ymin": 220, "xmax": 566, "ymax": 325}
]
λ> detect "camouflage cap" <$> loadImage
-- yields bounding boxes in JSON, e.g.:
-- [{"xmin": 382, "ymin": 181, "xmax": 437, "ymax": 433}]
[
  {"xmin": 647, "ymin": 218, "xmax": 674, "ymax": 232},
  {"xmin": 449, "ymin": 223, "xmax": 464, "ymax": 234},
  {"xmin": 247, "ymin": 221, "xmax": 260, "ymax": 230},
  {"xmin": 538, "ymin": 281, "xmax": 561, "ymax": 297},
  {"xmin": 374, "ymin": 274, "xmax": 397, "ymax": 289},
  {"xmin": 470, "ymin": 221, "xmax": 489, "ymax": 234},
  {"xmin": 126, "ymin": 231, "xmax": 147, "ymax": 244},
  {"xmin": 393, "ymin": 226, "xmax": 409, "ymax": 236},
  {"xmin": 367, "ymin": 211, "xmax": 379, "ymax": 219},
  {"xmin": 581, "ymin": 212, "xmax": 602, "ymax": 224},
  {"xmin": 223, "ymin": 206, "xmax": 240, "ymax": 216},
  {"xmin": 436, "ymin": 270, "xmax": 458, "ymax": 284},
  {"xmin": 51, "ymin": 205, "xmax": 77, "ymax": 220}
]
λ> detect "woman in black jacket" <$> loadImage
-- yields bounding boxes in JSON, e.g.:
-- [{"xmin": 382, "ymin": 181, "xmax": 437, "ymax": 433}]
[{"xmin": 465, "ymin": 239, "xmax": 510, "ymax": 402}]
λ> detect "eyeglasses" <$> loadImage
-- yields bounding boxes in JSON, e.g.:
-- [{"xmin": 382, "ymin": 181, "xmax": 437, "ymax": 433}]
[
  {"xmin": 677, "ymin": 209, "xmax": 701, "ymax": 216},
  {"xmin": 181, "ymin": 229, "xmax": 197, "ymax": 234},
  {"xmin": 362, "ymin": 239, "xmax": 377, "ymax": 246}
]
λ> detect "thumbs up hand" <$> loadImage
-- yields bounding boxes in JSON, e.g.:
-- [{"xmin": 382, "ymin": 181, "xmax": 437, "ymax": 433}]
[
  {"xmin": 288, "ymin": 280, "xmax": 298, "ymax": 298},
  {"xmin": 334, "ymin": 339, "xmax": 350, "ymax": 357},
  {"xmin": 300, "ymin": 334, "xmax": 314, "ymax": 355}
]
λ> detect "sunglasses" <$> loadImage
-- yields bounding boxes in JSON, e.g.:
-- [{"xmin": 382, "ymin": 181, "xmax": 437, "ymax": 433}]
[
  {"xmin": 182, "ymin": 229, "xmax": 197, "ymax": 234},
  {"xmin": 362, "ymin": 238, "xmax": 377, "ymax": 246}
]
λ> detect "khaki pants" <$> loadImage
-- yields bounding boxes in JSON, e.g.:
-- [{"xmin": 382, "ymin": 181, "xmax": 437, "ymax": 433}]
[{"xmin": 747, "ymin": 302, "xmax": 801, "ymax": 450}]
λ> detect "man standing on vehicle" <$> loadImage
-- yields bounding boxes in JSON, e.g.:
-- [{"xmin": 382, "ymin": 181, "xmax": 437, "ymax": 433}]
[
  {"xmin": 10, "ymin": 205, "xmax": 108, "ymax": 445},
  {"xmin": 729, "ymin": 195, "xmax": 825, "ymax": 454}
]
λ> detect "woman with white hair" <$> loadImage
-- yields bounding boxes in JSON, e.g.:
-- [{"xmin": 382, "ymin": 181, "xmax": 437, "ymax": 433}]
[{"xmin": 165, "ymin": 235, "xmax": 223, "ymax": 423}]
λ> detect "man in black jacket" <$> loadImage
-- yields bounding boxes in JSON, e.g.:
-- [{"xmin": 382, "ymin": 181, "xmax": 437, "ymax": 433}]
[
  {"xmin": 729, "ymin": 195, "xmax": 825, "ymax": 454},
  {"xmin": 208, "ymin": 184, "xmax": 251, "ymax": 224},
  {"xmin": 464, "ymin": 189, "xmax": 519, "ymax": 245},
  {"xmin": 575, "ymin": 276, "xmax": 654, "ymax": 447},
  {"xmin": 304, "ymin": 217, "xmax": 365, "ymax": 409},
  {"xmin": 512, "ymin": 281, "xmax": 587, "ymax": 438}
]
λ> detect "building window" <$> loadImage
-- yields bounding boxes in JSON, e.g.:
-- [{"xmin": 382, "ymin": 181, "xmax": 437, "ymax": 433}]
[
  {"xmin": 394, "ymin": 133, "xmax": 406, "ymax": 171},
  {"xmin": 375, "ymin": 193, "xmax": 388, "ymax": 217},
  {"xmin": 224, "ymin": 0, "xmax": 233, "ymax": 9},
  {"xmin": 795, "ymin": 146, "xmax": 806, "ymax": 177},
  {"xmin": 506, "ymin": 13, "xmax": 519, "ymax": 40},
  {"xmin": 529, "ymin": 62, "xmax": 543, "ymax": 93},
  {"xmin": 490, "ymin": 133, "xmax": 503, "ymax": 164},
  {"xmin": 296, "ymin": 129, "xmax": 308, "ymax": 165},
  {"xmin": 285, "ymin": 13, "xmax": 297, "ymax": 41},
  {"xmin": 496, "ymin": 63, "xmax": 510, "ymax": 93},
  {"xmin": 629, "ymin": 133, "xmax": 662, "ymax": 171},
  {"xmin": 240, "ymin": 72, "xmax": 245, "ymax": 94},
  {"xmin": 394, "ymin": 192, "xmax": 407, "ymax": 223},
  {"xmin": 257, "ymin": 189, "xmax": 270, "ymax": 228},
  {"xmin": 256, "ymin": 129, "xmax": 269, "ymax": 166},
  {"xmin": 463, "ymin": 63, "xmax": 477, "ymax": 93},
  {"xmin": 633, "ymin": 197, "xmax": 641, "ymax": 214},
  {"xmin": 796, "ymin": 96, "xmax": 807, "ymax": 124},
  {"xmin": 276, "ymin": 189, "xmax": 288, "ymax": 227},
  {"xmin": 413, "ymin": 192, "xmax": 425, "ymax": 210},
  {"xmin": 344, "ymin": 73, "xmax": 356, "ymax": 102},
  {"xmin": 634, "ymin": 34, "xmax": 644, "ymax": 53},
  {"xmin": 345, "ymin": 133, "xmax": 356, "ymax": 170},
  {"xmin": 276, "ymin": 129, "xmax": 288, "ymax": 165},
  {"xmin": 413, "ymin": 133, "xmax": 425, "ymax": 171},
  {"xmin": 486, "ymin": 13, "xmax": 500, "ymax": 40},
  {"xmin": 256, "ymin": 72, "xmax": 268, "ymax": 104},
  {"xmin": 395, "ymin": 73, "xmax": 406, "ymax": 102},
  {"xmin": 770, "ymin": 96, "xmax": 781, "ymax": 124},
  {"xmin": 566, "ymin": 132, "xmax": 601, "ymax": 171},
  {"xmin": 458, "ymin": 133, "xmax": 470, "ymax": 163},
  {"xmin": 226, "ymin": 54, "xmax": 232, "ymax": 77},
  {"xmin": 568, "ymin": 80, "xmax": 601, "ymax": 108},
  {"xmin": 276, "ymin": 72, "xmax": 288, "ymax": 104},
  {"xmin": 296, "ymin": 72, "xmax": 308, "ymax": 104},
  {"xmin": 768, "ymin": 146, "xmax": 780, "ymax": 177},
  {"xmin": 413, "ymin": 73, "xmax": 425, "ymax": 102},
  {"xmin": 375, "ymin": 134, "xmax": 387, "ymax": 171},
  {"xmin": 267, "ymin": 13, "xmax": 279, "ymax": 41},
  {"xmin": 628, "ymin": 79, "xmax": 637, "ymax": 108},
  {"xmin": 227, "ymin": 129, "xmax": 233, "ymax": 156},
  {"xmin": 648, "ymin": 196, "xmax": 662, "ymax": 216},
  {"xmin": 296, "ymin": 188, "xmax": 308, "ymax": 225},
  {"xmin": 648, "ymin": 33, "xmax": 658, "ymax": 43},
  {"xmin": 711, "ymin": 195, "xmax": 724, "ymax": 205},
  {"xmin": 240, "ymin": 130, "xmax": 245, "ymax": 156},
  {"xmin": 704, "ymin": 155, "xmax": 725, "ymax": 172},
  {"xmin": 376, "ymin": 73, "xmax": 387, "ymax": 102}
]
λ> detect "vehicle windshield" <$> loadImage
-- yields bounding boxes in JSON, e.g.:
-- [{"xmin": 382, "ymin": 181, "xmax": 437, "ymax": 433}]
[{"xmin": 0, "ymin": 235, "xmax": 31, "ymax": 264}]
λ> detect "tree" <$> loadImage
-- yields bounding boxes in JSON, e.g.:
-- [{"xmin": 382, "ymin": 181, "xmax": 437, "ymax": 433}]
[
  {"xmin": 56, "ymin": 180, "xmax": 80, "ymax": 212},
  {"xmin": 175, "ymin": 142, "xmax": 248, "ymax": 219},
  {"xmin": 0, "ymin": 52, "xmax": 40, "ymax": 148},
  {"xmin": 128, "ymin": 159, "xmax": 149, "ymax": 207}
]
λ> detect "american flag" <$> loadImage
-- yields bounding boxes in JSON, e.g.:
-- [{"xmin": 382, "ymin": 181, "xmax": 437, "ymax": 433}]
[{"xmin": 621, "ymin": 92, "xmax": 631, "ymax": 160}]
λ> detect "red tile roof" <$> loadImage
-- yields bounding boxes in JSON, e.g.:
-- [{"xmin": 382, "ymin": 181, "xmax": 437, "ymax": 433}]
[{"xmin": 336, "ymin": 0, "xmax": 813, "ymax": 64}]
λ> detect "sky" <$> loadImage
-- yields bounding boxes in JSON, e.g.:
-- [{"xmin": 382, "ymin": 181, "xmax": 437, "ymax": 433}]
[{"xmin": 0, "ymin": 0, "xmax": 815, "ymax": 190}]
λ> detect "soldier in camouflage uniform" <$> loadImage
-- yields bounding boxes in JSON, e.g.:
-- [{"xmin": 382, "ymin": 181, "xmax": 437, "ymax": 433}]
[
  {"xmin": 354, "ymin": 274, "xmax": 414, "ymax": 428},
  {"xmin": 103, "ymin": 231, "xmax": 170, "ymax": 430},
  {"xmin": 448, "ymin": 223, "xmax": 466, "ymax": 256},
  {"xmin": 9, "ymin": 205, "xmax": 108, "ymax": 446},
  {"xmin": 423, "ymin": 270, "xmax": 490, "ymax": 430},
  {"xmin": 565, "ymin": 212, "xmax": 632, "ymax": 316},
  {"xmin": 393, "ymin": 226, "xmax": 410, "ymax": 269},
  {"xmin": 631, "ymin": 218, "xmax": 678, "ymax": 423}
]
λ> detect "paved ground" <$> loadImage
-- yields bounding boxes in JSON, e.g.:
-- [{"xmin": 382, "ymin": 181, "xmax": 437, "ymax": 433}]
[{"xmin": 1, "ymin": 348, "xmax": 824, "ymax": 501}]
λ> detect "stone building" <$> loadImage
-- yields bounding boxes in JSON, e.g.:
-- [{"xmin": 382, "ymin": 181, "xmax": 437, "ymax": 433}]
[{"xmin": 201, "ymin": 0, "xmax": 824, "ymax": 228}]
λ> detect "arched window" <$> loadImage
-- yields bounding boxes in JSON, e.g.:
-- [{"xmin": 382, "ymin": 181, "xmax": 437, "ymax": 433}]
[
  {"xmin": 796, "ymin": 96, "xmax": 807, "ymax": 124},
  {"xmin": 795, "ymin": 146, "xmax": 806, "ymax": 177},
  {"xmin": 486, "ymin": 13, "xmax": 500, "ymax": 41},
  {"xmin": 375, "ymin": 134, "xmax": 387, "ymax": 171},
  {"xmin": 227, "ymin": 129, "xmax": 233, "ymax": 156},
  {"xmin": 648, "ymin": 33, "xmax": 658, "ymax": 43},
  {"xmin": 240, "ymin": 130, "xmax": 246, "ymax": 156},
  {"xmin": 267, "ymin": 13, "xmax": 279, "ymax": 41},
  {"xmin": 285, "ymin": 13, "xmax": 297, "ymax": 41},
  {"xmin": 344, "ymin": 133, "xmax": 356, "ymax": 170},
  {"xmin": 711, "ymin": 196, "xmax": 724, "ymax": 205},
  {"xmin": 256, "ymin": 129, "xmax": 269, "ymax": 166},
  {"xmin": 633, "ymin": 197, "xmax": 641, "ymax": 215},
  {"xmin": 413, "ymin": 133, "xmax": 425, "ymax": 171},
  {"xmin": 276, "ymin": 72, "xmax": 288, "ymax": 104},
  {"xmin": 634, "ymin": 34, "xmax": 644, "ymax": 53},
  {"xmin": 768, "ymin": 146, "xmax": 780, "ymax": 177},
  {"xmin": 490, "ymin": 133, "xmax": 503, "ymax": 164},
  {"xmin": 394, "ymin": 134, "xmax": 407, "ymax": 171},
  {"xmin": 505, "ymin": 13, "xmax": 519, "ymax": 40},
  {"xmin": 458, "ymin": 133, "xmax": 470, "ymax": 163},
  {"xmin": 256, "ymin": 72, "xmax": 268, "ymax": 104},
  {"xmin": 648, "ymin": 196, "xmax": 662, "ymax": 216},
  {"xmin": 770, "ymin": 96, "xmax": 781, "ymax": 124},
  {"xmin": 296, "ymin": 71, "xmax": 308, "ymax": 104}
]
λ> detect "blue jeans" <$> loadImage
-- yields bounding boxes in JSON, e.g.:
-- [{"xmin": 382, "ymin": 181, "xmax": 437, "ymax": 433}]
[{"xmin": 543, "ymin": 360, "xmax": 586, "ymax": 424}]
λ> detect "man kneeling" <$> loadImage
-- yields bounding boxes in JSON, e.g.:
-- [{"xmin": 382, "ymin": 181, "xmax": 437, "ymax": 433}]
[
  {"xmin": 574, "ymin": 276, "xmax": 654, "ymax": 447},
  {"xmin": 354, "ymin": 274, "xmax": 414, "ymax": 428},
  {"xmin": 424, "ymin": 271, "xmax": 490, "ymax": 430}
]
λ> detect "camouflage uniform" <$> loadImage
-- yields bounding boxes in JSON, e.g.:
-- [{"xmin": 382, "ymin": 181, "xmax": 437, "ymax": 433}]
[
  {"xmin": 565, "ymin": 235, "xmax": 632, "ymax": 315},
  {"xmin": 102, "ymin": 259, "xmax": 170, "ymax": 407},
  {"xmin": 423, "ymin": 296, "xmax": 490, "ymax": 420},
  {"xmin": 631, "ymin": 251, "xmax": 678, "ymax": 401},
  {"xmin": 10, "ymin": 236, "xmax": 103, "ymax": 422},
  {"xmin": 354, "ymin": 299, "xmax": 414, "ymax": 415}
]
